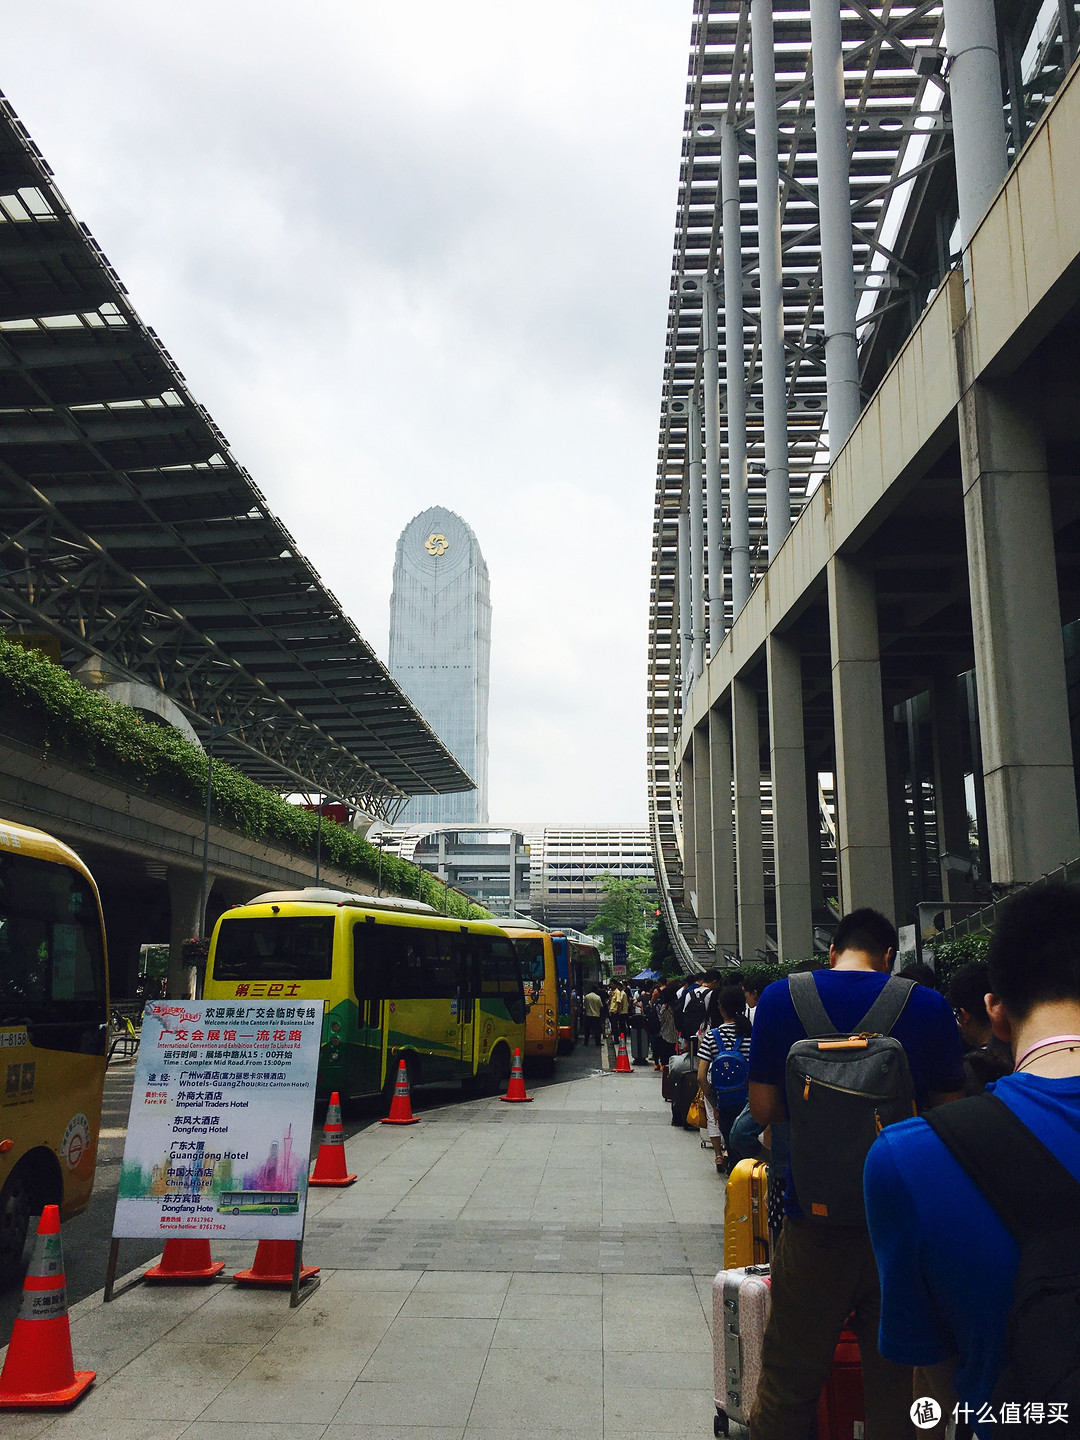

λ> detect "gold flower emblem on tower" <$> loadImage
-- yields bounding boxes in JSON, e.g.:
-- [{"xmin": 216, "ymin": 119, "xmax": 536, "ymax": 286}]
[{"xmin": 425, "ymin": 533, "xmax": 449, "ymax": 556}]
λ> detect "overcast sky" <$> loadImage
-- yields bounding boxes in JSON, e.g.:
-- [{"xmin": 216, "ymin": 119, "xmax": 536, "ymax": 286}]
[{"xmin": 4, "ymin": 2, "xmax": 690, "ymax": 825}]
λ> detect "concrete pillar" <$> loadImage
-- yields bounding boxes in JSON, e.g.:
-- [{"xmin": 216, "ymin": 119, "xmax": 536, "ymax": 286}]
[
  {"xmin": 678, "ymin": 511, "xmax": 692, "ymax": 706},
  {"xmin": 167, "ymin": 866, "xmax": 203, "ymax": 1000},
  {"xmin": 689, "ymin": 401, "xmax": 706, "ymax": 679},
  {"xmin": 828, "ymin": 555, "xmax": 894, "ymax": 917},
  {"xmin": 959, "ymin": 379, "xmax": 1080, "ymax": 882},
  {"xmin": 767, "ymin": 635, "xmax": 814, "ymax": 958},
  {"xmin": 710, "ymin": 705, "xmax": 737, "ymax": 956},
  {"xmin": 732, "ymin": 677, "xmax": 767, "ymax": 958},
  {"xmin": 703, "ymin": 281, "xmax": 727, "ymax": 652},
  {"xmin": 751, "ymin": 0, "xmax": 792, "ymax": 557},
  {"xmin": 681, "ymin": 752, "xmax": 697, "ymax": 912},
  {"xmin": 943, "ymin": 0, "xmax": 1008, "ymax": 250},
  {"xmin": 809, "ymin": 0, "xmax": 862, "ymax": 454},
  {"xmin": 693, "ymin": 723, "xmax": 715, "ymax": 936},
  {"xmin": 719, "ymin": 125, "xmax": 751, "ymax": 614}
]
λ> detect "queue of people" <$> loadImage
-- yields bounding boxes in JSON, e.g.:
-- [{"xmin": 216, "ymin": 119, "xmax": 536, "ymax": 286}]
[{"xmin": 649, "ymin": 891, "xmax": 1080, "ymax": 1438}]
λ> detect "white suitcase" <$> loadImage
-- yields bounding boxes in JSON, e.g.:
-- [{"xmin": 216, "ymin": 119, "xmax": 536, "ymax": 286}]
[{"xmin": 712, "ymin": 1263, "xmax": 771, "ymax": 1436}]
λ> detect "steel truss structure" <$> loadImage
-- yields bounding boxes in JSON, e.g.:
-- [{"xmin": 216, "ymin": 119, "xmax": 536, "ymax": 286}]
[
  {"xmin": 648, "ymin": 0, "xmax": 1080, "ymax": 963},
  {"xmin": 0, "ymin": 94, "xmax": 473, "ymax": 820}
]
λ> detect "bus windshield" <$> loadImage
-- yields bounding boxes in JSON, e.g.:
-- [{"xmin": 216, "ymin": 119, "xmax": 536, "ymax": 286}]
[
  {"xmin": 0, "ymin": 851, "xmax": 106, "ymax": 1029},
  {"xmin": 512, "ymin": 938, "xmax": 545, "ymax": 985},
  {"xmin": 213, "ymin": 917, "xmax": 335, "ymax": 981}
]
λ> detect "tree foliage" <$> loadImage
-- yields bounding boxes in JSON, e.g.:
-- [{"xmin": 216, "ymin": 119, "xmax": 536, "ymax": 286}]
[
  {"xmin": 588, "ymin": 873, "xmax": 654, "ymax": 963},
  {"xmin": 0, "ymin": 638, "xmax": 489, "ymax": 921}
]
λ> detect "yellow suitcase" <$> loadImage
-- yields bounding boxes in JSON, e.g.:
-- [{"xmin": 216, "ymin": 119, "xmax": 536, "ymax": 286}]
[{"xmin": 723, "ymin": 1158, "xmax": 770, "ymax": 1269}]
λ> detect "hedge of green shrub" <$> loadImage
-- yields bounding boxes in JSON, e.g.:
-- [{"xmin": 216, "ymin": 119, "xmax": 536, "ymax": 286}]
[
  {"xmin": 728, "ymin": 957, "xmax": 827, "ymax": 991},
  {"xmin": 927, "ymin": 929, "xmax": 992, "ymax": 985},
  {"xmin": 0, "ymin": 638, "xmax": 490, "ymax": 922}
]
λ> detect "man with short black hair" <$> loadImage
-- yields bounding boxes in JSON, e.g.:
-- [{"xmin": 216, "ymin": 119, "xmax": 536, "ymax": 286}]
[
  {"xmin": 747, "ymin": 908, "xmax": 964, "ymax": 1440},
  {"xmin": 866, "ymin": 884, "xmax": 1080, "ymax": 1428}
]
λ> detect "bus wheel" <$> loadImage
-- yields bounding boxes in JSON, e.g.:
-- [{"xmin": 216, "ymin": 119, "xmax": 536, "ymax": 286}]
[
  {"xmin": 232, "ymin": 1207, "xmax": 240, "ymax": 1215},
  {"xmin": 487, "ymin": 1045, "xmax": 512, "ymax": 1095},
  {"xmin": 271, "ymin": 1207, "xmax": 279, "ymax": 1216},
  {"xmin": 0, "ymin": 1167, "xmax": 31, "ymax": 1288}
]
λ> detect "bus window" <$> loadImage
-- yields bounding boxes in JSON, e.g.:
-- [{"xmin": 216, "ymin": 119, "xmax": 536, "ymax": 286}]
[
  {"xmin": 354, "ymin": 924, "xmax": 458, "ymax": 1000},
  {"xmin": 478, "ymin": 937, "xmax": 525, "ymax": 1024},
  {"xmin": 212, "ymin": 917, "xmax": 334, "ymax": 982},
  {"xmin": 0, "ymin": 852, "xmax": 106, "ymax": 1053},
  {"xmin": 513, "ymin": 938, "xmax": 545, "ymax": 1006}
]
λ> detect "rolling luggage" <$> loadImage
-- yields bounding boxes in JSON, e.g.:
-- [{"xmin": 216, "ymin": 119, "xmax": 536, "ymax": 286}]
[
  {"xmin": 723, "ymin": 1157, "xmax": 770, "ymax": 1269},
  {"xmin": 712, "ymin": 1263, "xmax": 770, "ymax": 1437},
  {"xmin": 815, "ymin": 1327, "xmax": 865, "ymax": 1440}
]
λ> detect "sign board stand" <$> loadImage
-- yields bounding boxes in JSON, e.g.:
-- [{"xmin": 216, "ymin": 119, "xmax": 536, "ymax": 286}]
[{"xmin": 106, "ymin": 999, "xmax": 325, "ymax": 1309}]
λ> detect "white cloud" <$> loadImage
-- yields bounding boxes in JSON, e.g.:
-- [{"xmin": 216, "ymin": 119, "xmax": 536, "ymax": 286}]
[{"xmin": 2, "ymin": 0, "xmax": 689, "ymax": 823}]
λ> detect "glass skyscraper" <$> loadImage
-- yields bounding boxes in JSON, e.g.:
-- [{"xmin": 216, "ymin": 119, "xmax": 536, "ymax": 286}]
[{"xmin": 388, "ymin": 506, "xmax": 490, "ymax": 824}]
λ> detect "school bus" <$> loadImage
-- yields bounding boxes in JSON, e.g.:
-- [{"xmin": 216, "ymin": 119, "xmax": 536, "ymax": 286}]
[
  {"xmin": 499, "ymin": 918, "xmax": 559, "ymax": 1072},
  {"xmin": 0, "ymin": 818, "xmax": 108, "ymax": 1285},
  {"xmin": 204, "ymin": 889, "xmax": 525, "ymax": 1101}
]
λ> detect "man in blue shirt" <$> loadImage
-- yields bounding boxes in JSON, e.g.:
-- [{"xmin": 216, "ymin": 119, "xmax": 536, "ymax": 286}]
[
  {"xmin": 747, "ymin": 909, "xmax": 965, "ymax": 1440},
  {"xmin": 865, "ymin": 884, "xmax": 1080, "ymax": 1435}
]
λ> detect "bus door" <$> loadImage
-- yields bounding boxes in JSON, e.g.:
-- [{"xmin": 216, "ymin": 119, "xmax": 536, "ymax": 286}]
[
  {"xmin": 454, "ymin": 934, "xmax": 476, "ymax": 1071},
  {"xmin": 352, "ymin": 921, "xmax": 389, "ymax": 1093}
]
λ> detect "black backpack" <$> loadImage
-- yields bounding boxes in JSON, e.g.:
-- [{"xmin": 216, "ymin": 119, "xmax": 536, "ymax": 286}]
[
  {"xmin": 678, "ymin": 990, "xmax": 705, "ymax": 1037},
  {"xmin": 785, "ymin": 972, "xmax": 917, "ymax": 1225},
  {"xmin": 925, "ymin": 1093, "xmax": 1080, "ymax": 1429}
]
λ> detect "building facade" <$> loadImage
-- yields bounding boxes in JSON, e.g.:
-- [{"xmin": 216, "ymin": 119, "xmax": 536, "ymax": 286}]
[
  {"xmin": 373, "ymin": 824, "xmax": 656, "ymax": 930},
  {"xmin": 389, "ymin": 507, "xmax": 490, "ymax": 825}
]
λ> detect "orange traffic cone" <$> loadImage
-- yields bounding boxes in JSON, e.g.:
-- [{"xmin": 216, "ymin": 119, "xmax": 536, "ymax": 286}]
[
  {"xmin": 0, "ymin": 1206, "xmax": 94, "ymax": 1409},
  {"xmin": 144, "ymin": 1238, "xmax": 225, "ymax": 1282},
  {"xmin": 381, "ymin": 1057, "xmax": 420, "ymax": 1125},
  {"xmin": 499, "ymin": 1048, "xmax": 533, "ymax": 1103},
  {"xmin": 614, "ymin": 1033, "xmax": 633, "ymax": 1073},
  {"xmin": 309, "ymin": 1091, "xmax": 357, "ymax": 1185},
  {"xmin": 234, "ymin": 1240, "xmax": 318, "ymax": 1287}
]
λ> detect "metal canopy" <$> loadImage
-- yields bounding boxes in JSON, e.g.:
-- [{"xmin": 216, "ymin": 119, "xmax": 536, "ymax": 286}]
[
  {"xmin": 647, "ymin": 0, "xmax": 1074, "ymax": 957},
  {"xmin": 0, "ymin": 94, "xmax": 474, "ymax": 818}
]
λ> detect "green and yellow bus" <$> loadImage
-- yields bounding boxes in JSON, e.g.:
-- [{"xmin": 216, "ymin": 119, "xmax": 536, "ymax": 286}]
[
  {"xmin": 499, "ymin": 919, "xmax": 559, "ymax": 1073},
  {"xmin": 0, "ymin": 818, "xmax": 109, "ymax": 1284},
  {"xmin": 204, "ymin": 889, "xmax": 525, "ymax": 1101},
  {"xmin": 218, "ymin": 1189, "xmax": 299, "ymax": 1216}
]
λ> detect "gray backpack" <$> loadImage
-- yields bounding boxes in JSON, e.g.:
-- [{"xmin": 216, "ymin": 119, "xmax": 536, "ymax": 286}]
[{"xmin": 784, "ymin": 972, "xmax": 917, "ymax": 1225}]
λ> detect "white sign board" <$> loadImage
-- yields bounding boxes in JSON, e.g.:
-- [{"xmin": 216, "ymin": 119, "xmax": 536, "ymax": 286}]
[{"xmin": 113, "ymin": 999, "xmax": 324, "ymax": 1242}]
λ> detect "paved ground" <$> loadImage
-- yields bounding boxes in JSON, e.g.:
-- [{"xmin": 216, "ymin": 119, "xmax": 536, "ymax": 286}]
[{"xmin": 2, "ymin": 1042, "xmax": 727, "ymax": 1440}]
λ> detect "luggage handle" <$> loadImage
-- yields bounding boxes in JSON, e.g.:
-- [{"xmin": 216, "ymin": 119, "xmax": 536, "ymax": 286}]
[{"xmin": 817, "ymin": 1037, "xmax": 870, "ymax": 1050}]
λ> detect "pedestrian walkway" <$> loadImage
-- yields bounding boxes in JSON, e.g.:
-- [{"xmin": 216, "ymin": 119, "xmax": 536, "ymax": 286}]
[{"xmin": 4, "ymin": 1058, "xmax": 725, "ymax": 1440}]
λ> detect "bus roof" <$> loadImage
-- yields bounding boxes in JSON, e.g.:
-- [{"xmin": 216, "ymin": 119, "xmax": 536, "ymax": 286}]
[
  {"xmin": 0, "ymin": 815, "xmax": 97, "ymax": 885},
  {"xmin": 221, "ymin": 893, "xmax": 508, "ymax": 935},
  {"xmin": 247, "ymin": 888, "xmax": 434, "ymax": 914}
]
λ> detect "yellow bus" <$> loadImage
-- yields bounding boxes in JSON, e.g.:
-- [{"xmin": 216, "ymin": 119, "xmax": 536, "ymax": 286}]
[
  {"xmin": 204, "ymin": 889, "xmax": 525, "ymax": 1101},
  {"xmin": 498, "ymin": 919, "xmax": 559, "ymax": 1073},
  {"xmin": 0, "ymin": 818, "xmax": 108, "ymax": 1285}
]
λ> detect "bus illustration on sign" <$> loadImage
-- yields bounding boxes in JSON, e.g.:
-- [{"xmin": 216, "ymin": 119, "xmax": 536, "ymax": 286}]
[{"xmin": 217, "ymin": 1189, "xmax": 300, "ymax": 1216}]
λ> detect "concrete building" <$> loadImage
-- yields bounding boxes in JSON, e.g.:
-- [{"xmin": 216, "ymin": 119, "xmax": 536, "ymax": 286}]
[
  {"xmin": 527, "ymin": 826, "xmax": 658, "ymax": 932},
  {"xmin": 649, "ymin": 0, "xmax": 1080, "ymax": 970},
  {"xmin": 375, "ymin": 824, "xmax": 657, "ymax": 929},
  {"xmin": 389, "ymin": 507, "xmax": 491, "ymax": 825}
]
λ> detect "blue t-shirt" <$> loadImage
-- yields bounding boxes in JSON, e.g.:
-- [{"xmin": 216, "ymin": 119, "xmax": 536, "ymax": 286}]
[
  {"xmin": 865, "ymin": 1072, "xmax": 1080, "ymax": 1427},
  {"xmin": 748, "ymin": 971, "xmax": 965, "ymax": 1217}
]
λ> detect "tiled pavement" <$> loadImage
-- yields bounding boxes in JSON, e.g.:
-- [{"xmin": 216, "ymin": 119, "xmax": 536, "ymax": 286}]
[{"xmin": 3, "ymin": 1054, "xmax": 727, "ymax": 1440}]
